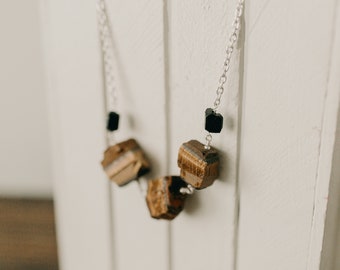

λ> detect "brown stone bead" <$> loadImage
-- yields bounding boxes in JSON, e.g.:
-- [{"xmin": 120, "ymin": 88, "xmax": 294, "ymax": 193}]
[
  {"xmin": 177, "ymin": 140, "xmax": 219, "ymax": 189},
  {"xmin": 101, "ymin": 139, "xmax": 150, "ymax": 186},
  {"xmin": 146, "ymin": 176, "xmax": 187, "ymax": 220}
]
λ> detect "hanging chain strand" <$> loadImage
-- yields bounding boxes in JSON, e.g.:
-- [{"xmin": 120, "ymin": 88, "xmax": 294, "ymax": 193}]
[
  {"xmin": 205, "ymin": 0, "xmax": 244, "ymax": 149},
  {"xmin": 213, "ymin": 0, "xmax": 244, "ymax": 111},
  {"xmin": 96, "ymin": 0, "xmax": 118, "ymax": 145},
  {"xmin": 96, "ymin": 0, "xmax": 117, "ymax": 113}
]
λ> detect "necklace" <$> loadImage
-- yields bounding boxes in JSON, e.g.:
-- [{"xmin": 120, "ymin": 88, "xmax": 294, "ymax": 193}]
[
  {"xmin": 96, "ymin": 0, "xmax": 151, "ymax": 187},
  {"xmin": 177, "ymin": 0, "xmax": 244, "ymax": 190},
  {"xmin": 96, "ymin": 0, "xmax": 244, "ymax": 220},
  {"xmin": 146, "ymin": 0, "xmax": 244, "ymax": 220}
]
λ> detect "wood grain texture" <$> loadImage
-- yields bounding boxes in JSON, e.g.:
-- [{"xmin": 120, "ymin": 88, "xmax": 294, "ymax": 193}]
[
  {"xmin": 0, "ymin": 198, "xmax": 58, "ymax": 270},
  {"xmin": 238, "ymin": 0, "xmax": 339, "ymax": 269}
]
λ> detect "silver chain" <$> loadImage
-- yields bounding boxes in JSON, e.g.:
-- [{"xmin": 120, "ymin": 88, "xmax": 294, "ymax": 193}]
[
  {"xmin": 205, "ymin": 133, "xmax": 212, "ymax": 150},
  {"xmin": 96, "ymin": 0, "xmax": 244, "ymax": 150},
  {"xmin": 180, "ymin": 184, "xmax": 195, "ymax": 195},
  {"xmin": 205, "ymin": 0, "xmax": 244, "ymax": 149},
  {"xmin": 213, "ymin": 0, "xmax": 244, "ymax": 110},
  {"xmin": 96, "ymin": 0, "xmax": 117, "ymax": 112}
]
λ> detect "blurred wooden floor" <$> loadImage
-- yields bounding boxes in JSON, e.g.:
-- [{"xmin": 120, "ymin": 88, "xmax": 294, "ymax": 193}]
[{"xmin": 0, "ymin": 198, "xmax": 59, "ymax": 270}]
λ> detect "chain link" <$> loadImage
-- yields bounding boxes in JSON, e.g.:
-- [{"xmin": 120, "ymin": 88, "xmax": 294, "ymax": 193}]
[
  {"xmin": 180, "ymin": 184, "xmax": 195, "ymax": 195},
  {"xmin": 213, "ymin": 0, "xmax": 244, "ymax": 111},
  {"xmin": 96, "ymin": 0, "xmax": 117, "ymax": 111},
  {"xmin": 205, "ymin": 133, "xmax": 213, "ymax": 150}
]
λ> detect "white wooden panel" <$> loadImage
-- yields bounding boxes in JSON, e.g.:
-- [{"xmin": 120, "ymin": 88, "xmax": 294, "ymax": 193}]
[
  {"xmin": 238, "ymin": 0, "xmax": 339, "ymax": 269},
  {"xmin": 330, "ymin": 155, "xmax": 340, "ymax": 270},
  {"xmin": 321, "ymin": 114, "xmax": 340, "ymax": 270},
  {"xmin": 320, "ymin": 5, "xmax": 340, "ymax": 264},
  {"xmin": 312, "ymin": 2, "xmax": 340, "ymax": 269},
  {"xmin": 0, "ymin": 0, "xmax": 52, "ymax": 197},
  {"xmin": 335, "ymin": 228, "xmax": 340, "ymax": 269},
  {"xmin": 43, "ymin": 0, "xmax": 340, "ymax": 269},
  {"xmin": 42, "ymin": 1, "xmax": 113, "ymax": 269},
  {"xmin": 169, "ymin": 1, "xmax": 243, "ymax": 269},
  {"xmin": 106, "ymin": 1, "xmax": 169, "ymax": 270}
]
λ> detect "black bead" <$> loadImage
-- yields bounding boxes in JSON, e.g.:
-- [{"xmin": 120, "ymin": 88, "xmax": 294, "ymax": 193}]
[
  {"xmin": 107, "ymin": 111, "xmax": 120, "ymax": 131},
  {"xmin": 205, "ymin": 108, "xmax": 223, "ymax": 133}
]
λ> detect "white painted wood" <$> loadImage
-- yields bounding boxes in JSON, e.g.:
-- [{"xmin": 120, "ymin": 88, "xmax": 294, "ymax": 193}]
[
  {"xmin": 43, "ymin": 0, "xmax": 340, "ymax": 269},
  {"xmin": 321, "ymin": 115, "xmax": 340, "ymax": 270},
  {"xmin": 106, "ymin": 1, "xmax": 169, "ymax": 270},
  {"xmin": 237, "ymin": 0, "xmax": 339, "ymax": 270},
  {"xmin": 311, "ymin": 2, "xmax": 340, "ymax": 269},
  {"xmin": 168, "ymin": 1, "xmax": 243, "ymax": 269},
  {"xmin": 0, "ymin": 0, "xmax": 52, "ymax": 197},
  {"xmin": 335, "ymin": 218, "xmax": 340, "ymax": 269},
  {"xmin": 42, "ymin": 1, "xmax": 113, "ymax": 269},
  {"xmin": 320, "ymin": 6, "xmax": 340, "ymax": 265}
]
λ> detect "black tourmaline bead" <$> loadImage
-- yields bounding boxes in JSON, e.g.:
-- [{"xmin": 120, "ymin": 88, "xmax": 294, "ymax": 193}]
[
  {"xmin": 107, "ymin": 111, "xmax": 120, "ymax": 131},
  {"xmin": 205, "ymin": 108, "xmax": 223, "ymax": 133}
]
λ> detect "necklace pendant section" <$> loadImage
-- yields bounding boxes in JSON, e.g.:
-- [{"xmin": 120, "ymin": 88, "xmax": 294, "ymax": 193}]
[
  {"xmin": 101, "ymin": 139, "xmax": 151, "ymax": 186},
  {"xmin": 146, "ymin": 176, "xmax": 187, "ymax": 220},
  {"xmin": 178, "ymin": 140, "xmax": 219, "ymax": 189}
]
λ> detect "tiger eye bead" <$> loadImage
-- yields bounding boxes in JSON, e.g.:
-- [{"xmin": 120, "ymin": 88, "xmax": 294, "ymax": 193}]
[
  {"xmin": 101, "ymin": 139, "xmax": 150, "ymax": 186},
  {"xmin": 146, "ymin": 176, "xmax": 187, "ymax": 220},
  {"xmin": 178, "ymin": 140, "xmax": 219, "ymax": 189}
]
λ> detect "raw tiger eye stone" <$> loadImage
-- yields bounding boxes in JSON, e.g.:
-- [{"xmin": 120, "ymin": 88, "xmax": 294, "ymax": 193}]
[
  {"xmin": 146, "ymin": 176, "xmax": 187, "ymax": 220},
  {"xmin": 205, "ymin": 108, "xmax": 223, "ymax": 133},
  {"xmin": 101, "ymin": 139, "xmax": 150, "ymax": 186},
  {"xmin": 177, "ymin": 140, "xmax": 219, "ymax": 189}
]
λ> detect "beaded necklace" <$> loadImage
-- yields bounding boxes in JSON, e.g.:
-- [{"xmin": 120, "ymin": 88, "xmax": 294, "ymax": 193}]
[{"xmin": 96, "ymin": 0, "xmax": 244, "ymax": 220}]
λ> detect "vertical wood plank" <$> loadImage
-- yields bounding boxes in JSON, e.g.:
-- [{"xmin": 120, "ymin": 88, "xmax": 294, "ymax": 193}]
[
  {"xmin": 43, "ymin": 0, "xmax": 340, "ymax": 269},
  {"xmin": 320, "ymin": 3, "xmax": 340, "ymax": 267},
  {"xmin": 321, "ymin": 115, "xmax": 340, "ymax": 270},
  {"xmin": 0, "ymin": 0, "xmax": 52, "ymax": 197},
  {"xmin": 237, "ymin": 0, "xmax": 339, "ymax": 269},
  {"xmin": 106, "ymin": 1, "xmax": 169, "ymax": 269},
  {"xmin": 42, "ymin": 0, "xmax": 113, "ymax": 269},
  {"xmin": 309, "ymin": 1, "xmax": 340, "ymax": 268},
  {"xmin": 168, "ymin": 1, "xmax": 243, "ymax": 269}
]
